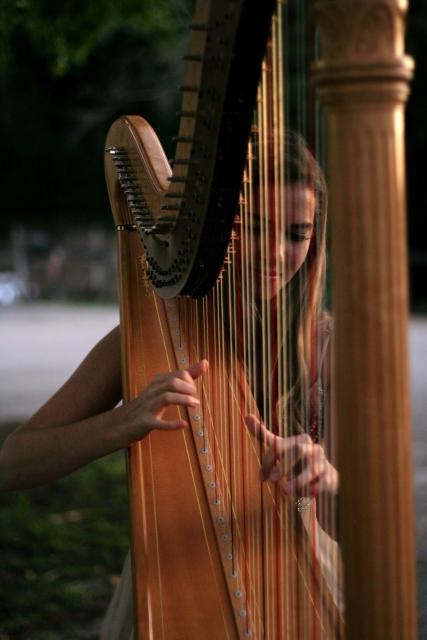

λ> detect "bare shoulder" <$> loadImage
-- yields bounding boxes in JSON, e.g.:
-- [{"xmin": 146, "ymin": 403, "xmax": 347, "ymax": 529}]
[{"xmin": 23, "ymin": 325, "xmax": 123, "ymax": 430}]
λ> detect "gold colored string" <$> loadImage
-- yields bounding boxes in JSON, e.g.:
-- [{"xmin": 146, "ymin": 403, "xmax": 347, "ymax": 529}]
[
  {"xmin": 179, "ymin": 284, "xmax": 333, "ymax": 635},
  {"xmin": 162, "ymin": 2, "xmax": 344, "ymax": 633},
  {"xmin": 184, "ymin": 293, "xmax": 265, "ymax": 628}
]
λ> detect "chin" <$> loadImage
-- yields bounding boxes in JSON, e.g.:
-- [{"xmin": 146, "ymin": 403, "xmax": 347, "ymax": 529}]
[{"xmin": 253, "ymin": 276, "xmax": 286, "ymax": 301}]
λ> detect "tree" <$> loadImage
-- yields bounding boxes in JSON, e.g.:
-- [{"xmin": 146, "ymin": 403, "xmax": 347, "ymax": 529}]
[{"xmin": 0, "ymin": 0, "xmax": 193, "ymax": 225}]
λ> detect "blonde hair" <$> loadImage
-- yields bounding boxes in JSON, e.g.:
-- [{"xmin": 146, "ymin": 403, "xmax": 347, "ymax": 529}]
[
  {"xmin": 248, "ymin": 130, "xmax": 328, "ymax": 436},
  {"xmin": 279, "ymin": 131, "xmax": 328, "ymax": 436}
]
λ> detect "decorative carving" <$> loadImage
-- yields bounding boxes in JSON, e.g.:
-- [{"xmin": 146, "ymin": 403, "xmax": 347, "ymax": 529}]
[
  {"xmin": 356, "ymin": 5, "xmax": 394, "ymax": 57},
  {"xmin": 314, "ymin": 1, "xmax": 406, "ymax": 64}
]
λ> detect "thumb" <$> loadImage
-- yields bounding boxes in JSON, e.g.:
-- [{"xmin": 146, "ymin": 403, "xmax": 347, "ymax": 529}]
[{"xmin": 186, "ymin": 359, "xmax": 209, "ymax": 380}]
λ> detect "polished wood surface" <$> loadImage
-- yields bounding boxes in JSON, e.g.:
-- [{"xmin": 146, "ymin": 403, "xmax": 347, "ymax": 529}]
[
  {"xmin": 315, "ymin": 0, "xmax": 417, "ymax": 637},
  {"xmin": 116, "ymin": 229, "xmax": 238, "ymax": 639}
]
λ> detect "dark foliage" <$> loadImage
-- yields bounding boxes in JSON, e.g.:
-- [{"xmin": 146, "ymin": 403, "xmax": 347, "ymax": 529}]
[{"xmin": 0, "ymin": 443, "xmax": 129, "ymax": 639}]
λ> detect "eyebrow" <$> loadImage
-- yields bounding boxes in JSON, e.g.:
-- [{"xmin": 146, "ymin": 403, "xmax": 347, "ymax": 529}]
[
  {"xmin": 250, "ymin": 217, "xmax": 314, "ymax": 231},
  {"xmin": 287, "ymin": 222, "xmax": 313, "ymax": 229}
]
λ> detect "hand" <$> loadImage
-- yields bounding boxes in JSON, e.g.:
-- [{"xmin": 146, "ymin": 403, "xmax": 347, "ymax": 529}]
[
  {"xmin": 126, "ymin": 360, "xmax": 208, "ymax": 439},
  {"xmin": 245, "ymin": 414, "xmax": 339, "ymax": 498}
]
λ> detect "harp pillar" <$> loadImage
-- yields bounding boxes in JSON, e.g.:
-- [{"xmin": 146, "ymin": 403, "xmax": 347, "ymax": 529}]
[{"xmin": 314, "ymin": 1, "xmax": 417, "ymax": 638}]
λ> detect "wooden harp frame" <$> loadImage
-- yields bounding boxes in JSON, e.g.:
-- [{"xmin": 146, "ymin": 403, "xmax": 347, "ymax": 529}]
[{"xmin": 104, "ymin": 1, "xmax": 417, "ymax": 638}]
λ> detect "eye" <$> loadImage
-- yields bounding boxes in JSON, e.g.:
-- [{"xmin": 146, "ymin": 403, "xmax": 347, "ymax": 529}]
[{"xmin": 287, "ymin": 231, "xmax": 311, "ymax": 243}]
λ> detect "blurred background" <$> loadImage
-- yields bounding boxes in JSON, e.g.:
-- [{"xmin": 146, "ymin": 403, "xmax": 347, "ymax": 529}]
[
  {"xmin": 0, "ymin": 0, "xmax": 194, "ymax": 306},
  {"xmin": 0, "ymin": 0, "xmax": 426, "ymax": 638},
  {"xmin": 0, "ymin": 1, "xmax": 194, "ymax": 638}
]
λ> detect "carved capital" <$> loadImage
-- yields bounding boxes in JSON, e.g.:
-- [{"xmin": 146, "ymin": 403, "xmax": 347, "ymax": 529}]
[
  {"xmin": 313, "ymin": 0, "xmax": 413, "ymax": 102},
  {"xmin": 314, "ymin": 0, "xmax": 407, "ymax": 62}
]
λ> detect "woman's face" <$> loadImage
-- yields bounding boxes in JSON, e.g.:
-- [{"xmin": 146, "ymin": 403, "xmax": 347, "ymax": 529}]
[{"xmin": 250, "ymin": 183, "xmax": 316, "ymax": 300}]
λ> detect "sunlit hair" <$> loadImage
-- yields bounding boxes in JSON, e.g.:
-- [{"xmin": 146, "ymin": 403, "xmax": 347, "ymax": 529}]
[
  {"xmin": 248, "ymin": 129, "xmax": 328, "ymax": 436},
  {"xmin": 281, "ymin": 130, "xmax": 328, "ymax": 436}
]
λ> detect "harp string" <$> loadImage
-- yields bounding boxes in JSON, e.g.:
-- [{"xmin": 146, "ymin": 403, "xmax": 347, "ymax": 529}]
[
  {"xmin": 177, "ymin": 289, "xmax": 334, "ymax": 635},
  {"xmin": 242, "ymin": 156, "xmax": 264, "ymax": 638},
  {"xmin": 180, "ymin": 290, "xmax": 257, "ymax": 625},
  {"xmin": 267, "ymin": 21, "xmax": 282, "ymax": 636},
  {"xmin": 295, "ymin": 1, "xmax": 310, "ymax": 632},
  {"xmin": 273, "ymin": 11, "xmax": 288, "ymax": 635},
  {"xmin": 277, "ymin": 2, "xmax": 293, "ymax": 631},
  {"xmin": 258, "ymin": 10, "xmax": 277, "ymax": 633},
  {"xmin": 179, "ymin": 297, "xmax": 303, "ymax": 631},
  {"xmin": 170, "ymin": 1, "xmax": 341, "ymax": 633},
  {"xmin": 245, "ymin": 204, "xmax": 264, "ymax": 638}
]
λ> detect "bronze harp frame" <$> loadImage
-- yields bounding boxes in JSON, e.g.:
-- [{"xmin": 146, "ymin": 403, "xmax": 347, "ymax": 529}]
[{"xmin": 104, "ymin": 1, "xmax": 417, "ymax": 638}]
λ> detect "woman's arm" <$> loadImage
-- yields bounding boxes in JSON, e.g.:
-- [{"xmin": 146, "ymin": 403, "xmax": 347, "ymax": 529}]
[{"xmin": 0, "ymin": 326, "xmax": 207, "ymax": 491}]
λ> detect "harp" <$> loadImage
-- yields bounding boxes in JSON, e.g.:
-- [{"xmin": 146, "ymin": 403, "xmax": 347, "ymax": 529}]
[{"xmin": 104, "ymin": 1, "xmax": 417, "ymax": 638}]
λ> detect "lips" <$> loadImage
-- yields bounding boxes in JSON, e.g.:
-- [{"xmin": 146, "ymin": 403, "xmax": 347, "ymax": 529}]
[{"xmin": 254, "ymin": 265, "xmax": 283, "ymax": 277}]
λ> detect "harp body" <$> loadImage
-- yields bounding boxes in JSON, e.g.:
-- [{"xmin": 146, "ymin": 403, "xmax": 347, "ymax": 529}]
[
  {"xmin": 106, "ymin": 117, "xmax": 341, "ymax": 639},
  {"xmin": 105, "ymin": 1, "xmax": 417, "ymax": 638}
]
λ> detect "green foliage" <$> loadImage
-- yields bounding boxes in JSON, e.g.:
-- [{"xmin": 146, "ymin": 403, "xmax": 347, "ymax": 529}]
[
  {"xmin": 0, "ymin": 0, "xmax": 193, "ymax": 76},
  {"xmin": 0, "ymin": 448, "xmax": 129, "ymax": 639},
  {"xmin": 0, "ymin": 0, "xmax": 194, "ymax": 223}
]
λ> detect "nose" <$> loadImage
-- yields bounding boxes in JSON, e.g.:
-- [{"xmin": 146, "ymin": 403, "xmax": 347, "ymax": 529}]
[{"xmin": 265, "ymin": 230, "xmax": 285, "ymax": 268}]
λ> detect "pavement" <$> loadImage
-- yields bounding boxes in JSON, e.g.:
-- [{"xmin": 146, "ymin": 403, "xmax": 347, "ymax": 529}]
[
  {"xmin": 0, "ymin": 303, "xmax": 120, "ymax": 423},
  {"xmin": 0, "ymin": 302, "xmax": 426, "ymax": 632},
  {"xmin": 409, "ymin": 317, "xmax": 427, "ymax": 635}
]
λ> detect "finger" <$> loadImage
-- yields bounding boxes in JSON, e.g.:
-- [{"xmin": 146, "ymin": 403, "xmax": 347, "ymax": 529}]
[
  {"xmin": 317, "ymin": 466, "xmax": 339, "ymax": 495},
  {"xmin": 316, "ymin": 476, "xmax": 328, "ymax": 494},
  {"xmin": 273, "ymin": 439, "xmax": 317, "ymax": 469},
  {"xmin": 245, "ymin": 414, "xmax": 277, "ymax": 447},
  {"xmin": 186, "ymin": 359, "xmax": 209, "ymax": 380},
  {"xmin": 284, "ymin": 461, "xmax": 325, "ymax": 497},
  {"xmin": 163, "ymin": 377, "xmax": 198, "ymax": 397},
  {"xmin": 261, "ymin": 438, "xmax": 310, "ymax": 481},
  {"xmin": 261, "ymin": 445, "xmax": 283, "ymax": 480},
  {"xmin": 153, "ymin": 391, "xmax": 200, "ymax": 412},
  {"xmin": 151, "ymin": 417, "xmax": 188, "ymax": 431},
  {"xmin": 245, "ymin": 415, "xmax": 282, "ymax": 480},
  {"xmin": 245, "ymin": 414, "xmax": 261, "ymax": 438}
]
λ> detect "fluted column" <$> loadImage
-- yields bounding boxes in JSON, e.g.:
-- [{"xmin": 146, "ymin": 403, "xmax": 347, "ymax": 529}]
[{"xmin": 314, "ymin": 1, "xmax": 417, "ymax": 638}]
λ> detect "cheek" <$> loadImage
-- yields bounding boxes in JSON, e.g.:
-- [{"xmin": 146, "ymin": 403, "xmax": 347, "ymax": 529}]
[{"xmin": 285, "ymin": 242, "xmax": 311, "ymax": 276}]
